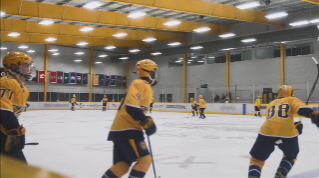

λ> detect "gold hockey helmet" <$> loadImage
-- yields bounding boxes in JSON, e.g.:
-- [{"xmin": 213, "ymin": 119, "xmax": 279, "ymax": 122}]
[
  {"xmin": 199, "ymin": 95, "xmax": 203, "ymax": 99},
  {"xmin": 135, "ymin": 59, "xmax": 158, "ymax": 85},
  {"xmin": 278, "ymin": 85, "xmax": 294, "ymax": 99},
  {"xmin": 2, "ymin": 51, "xmax": 36, "ymax": 81}
]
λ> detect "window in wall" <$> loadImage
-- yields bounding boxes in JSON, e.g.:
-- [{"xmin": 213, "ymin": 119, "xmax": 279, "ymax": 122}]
[
  {"xmin": 207, "ymin": 53, "xmax": 226, "ymax": 64},
  {"xmin": 230, "ymin": 50, "xmax": 252, "ymax": 62},
  {"xmin": 187, "ymin": 56, "xmax": 205, "ymax": 66},
  {"xmin": 168, "ymin": 58, "xmax": 184, "ymax": 68},
  {"xmin": 256, "ymin": 47, "xmax": 279, "ymax": 59},
  {"xmin": 286, "ymin": 42, "xmax": 314, "ymax": 57}
]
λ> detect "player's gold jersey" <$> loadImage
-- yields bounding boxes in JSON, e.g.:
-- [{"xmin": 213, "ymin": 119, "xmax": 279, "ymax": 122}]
[
  {"xmin": 191, "ymin": 100, "xmax": 197, "ymax": 107},
  {"xmin": 102, "ymin": 98, "xmax": 108, "ymax": 103},
  {"xmin": 70, "ymin": 98, "xmax": 76, "ymax": 103},
  {"xmin": 0, "ymin": 76, "xmax": 29, "ymax": 118},
  {"xmin": 108, "ymin": 79, "xmax": 152, "ymax": 140},
  {"xmin": 255, "ymin": 99, "xmax": 261, "ymax": 107},
  {"xmin": 260, "ymin": 97, "xmax": 308, "ymax": 138},
  {"xmin": 198, "ymin": 99, "xmax": 206, "ymax": 108}
]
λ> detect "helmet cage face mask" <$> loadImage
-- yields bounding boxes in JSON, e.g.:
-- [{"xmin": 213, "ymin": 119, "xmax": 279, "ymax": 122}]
[
  {"xmin": 22, "ymin": 61, "xmax": 36, "ymax": 81},
  {"xmin": 143, "ymin": 69, "xmax": 157, "ymax": 85}
]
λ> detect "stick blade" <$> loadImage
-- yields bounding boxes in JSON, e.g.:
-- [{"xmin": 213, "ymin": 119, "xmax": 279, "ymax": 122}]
[{"xmin": 312, "ymin": 57, "xmax": 319, "ymax": 64}]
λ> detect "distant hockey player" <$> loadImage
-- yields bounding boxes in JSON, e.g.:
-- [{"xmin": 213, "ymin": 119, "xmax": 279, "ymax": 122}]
[
  {"xmin": 198, "ymin": 95, "xmax": 206, "ymax": 119},
  {"xmin": 70, "ymin": 96, "xmax": 77, "ymax": 111},
  {"xmin": 102, "ymin": 95, "xmax": 108, "ymax": 111},
  {"xmin": 0, "ymin": 51, "xmax": 36, "ymax": 163},
  {"xmin": 248, "ymin": 85, "xmax": 319, "ymax": 178},
  {"xmin": 102, "ymin": 59, "xmax": 158, "ymax": 178},
  {"xmin": 190, "ymin": 98, "xmax": 198, "ymax": 116},
  {"xmin": 149, "ymin": 98, "xmax": 154, "ymax": 113},
  {"xmin": 254, "ymin": 96, "xmax": 261, "ymax": 117}
]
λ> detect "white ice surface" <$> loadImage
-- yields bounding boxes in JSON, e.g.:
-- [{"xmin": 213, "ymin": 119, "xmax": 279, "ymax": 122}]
[{"xmin": 20, "ymin": 110, "xmax": 319, "ymax": 178}]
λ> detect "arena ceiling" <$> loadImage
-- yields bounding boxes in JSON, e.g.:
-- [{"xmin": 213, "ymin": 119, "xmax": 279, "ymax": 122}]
[{"xmin": 1, "ymin": 0, "xmax": 318, "ymax": 48}]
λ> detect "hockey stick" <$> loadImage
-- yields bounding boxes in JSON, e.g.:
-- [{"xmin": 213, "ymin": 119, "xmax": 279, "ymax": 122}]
[
  {"xmin": 147, "ymin": 136, "xmax": 158, "ymax": 178},
  {"xmin": 25, "ymin": 142, "xmax": 39, "ymax": 145},
  {"xmin": 300, "ymin": 57, "xmax": 319, "ymax": 122}
]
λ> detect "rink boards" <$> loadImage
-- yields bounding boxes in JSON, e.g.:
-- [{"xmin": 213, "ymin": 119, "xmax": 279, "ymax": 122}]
[{"xmin": 27, "ymin": 102, "xmax": 319, "ymax": 116}]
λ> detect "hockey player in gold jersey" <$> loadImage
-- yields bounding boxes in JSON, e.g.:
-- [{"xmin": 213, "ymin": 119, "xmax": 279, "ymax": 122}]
[
  {"xmin": 0, "ymin": 51, "xmax": 36, "ymax": 163},
  {"xmin": 248, "ymin": 85, "xmax": 319, "ymax": 178},
  {"xmin": 102, "ymin": 95, "xmax": 108, "ymax": 111},
  {"xmin": 190, "ymin": 98, "xmax": 198, "ymax": 116},
  {"xmin": 102, "ymin": 59, "xmax": 158, "ymax": 178},
  {"xmin": 70, "ymin": 96, "xmax": 77, "ymax": 111},
  {"xmin": 254, "ymin": 96, "xmax": 261, "ymax": 117},
  {"xmin": 198, "ymin": 95, "xmax": 206, "ymax": 119}
]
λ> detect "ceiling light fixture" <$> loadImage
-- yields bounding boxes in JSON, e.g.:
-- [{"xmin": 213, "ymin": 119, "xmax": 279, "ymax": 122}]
[
  {"xmin": 187, "ymin": 62, "xmax": 191, "ymax": 64},
  {"xmin": 98, "ymin": 55, "xmax": 108, "ymax": 57},
  {"xmin": 39, "ymin": 20, "xmax": 54, "ymax": 25},
  {"xmin": 45, "ymin": 37, "xmax": 57, "ymax": 42},
  {"xmin": 119, "ymin": 57, "xmax": 129, "ymax": 59},
  {"xmin": 176, "ymin": 60, "xmax": 182, "ymax": 63},
  {"xmin": 0, "ymin": 11, "xmax": 5, "ymax": 16},
  {"xmin": 27, "ymin": 50, "xmax": 35, "ymax": 53},
  {"xmin": 151, "ymin": 52, "xmax": 162, "ymax": 55},
  {"xmin": 74, "ymin": 59, "xmax": 82, "ymax": 62},
  {"xmin": 142, "ymin": 38, "xmax": 156, "ymax": 42},
  {"xmin": 219, "ymin": 33, "xmax": 236, "ymax": 38},
  {"xmin": 208, "ymin": 57, "xmax": 215, "ymax": 58},
  {"xmin": 265, "ymin": 12, "xmax": 288, "ymax": 19},
  {"xmin": 95, "ymin": 61, "xmax": 103, "ymax": 64},
  {"xmin": 193, "ymin": 27, "xmax": 211, "ymax": 33},
  {"xmin": 77, "ymin": 42, "xmax": 88, "ymax": 46},
  {"xmin": 74, "ymin": 52, "xmax": 84, "ymax": 55},
  {"xmin": 190, "ymin": 46, "xmax": 203, "ymax": 50},
  {"xmin": 128, "ymin": 12, "xmax": 146, "ymax": 18},
  {"xmin": 168, "ymin": 42, "xmax": 182, "ymax": 46},
  {"xmin": 7, "ymin": 32, "xmax": 20, "ymax": 37},
  {"xmin": 79, "ymin": 27, "xmax": 94, "ymax": 32},
  {"xmin": 220, "ymin": 48, "xmax": 235, "ymax": 51},
  {"xmin": 105, "ymin": 46, "xmax": 116, "ymax": 49},
  {"xmin": 198, "ymin": 61, "xmax": 204, "ymax": 62},
  {"xmin": 289, "ymin": 21, "xmax": 310, "ymax": 26},
  {"xmin": 164, "ymin": 20, "xmax": 182, "ymax": 26},
  {"xmin": 18, "ymin": 45, "xmax": 28, "ymax": 49},
  {"xmin": 113, "ymin": 33, "xmax": 128, "ymax": 37},
  {"xmin": 0, "ymin": 47, "xmax": 7, "ymax": 50},
  {"xmin": 129, "ymin": 49, "xmax": 140, "ymax": 53},
  {"xmin": 52, "ymin": 53, "xmax": 60, "ymax": 55},
  {"xmin": 310, "ymin": 19, "xmax": 319, "ymax": 23},
  {"xmin": 241, "ymin": 38, "xmax": 257, "ymax": 42},
  {"xmin": 236, "ymin": 1, "xmax": 260, "ymax": 9},
  {"xmin": 48, "ymin": 49, "xmax": 58, "ymax": 52},
  {"xmin": 83, "ymin": 1, "xmax": 104, "ymax": 9}
]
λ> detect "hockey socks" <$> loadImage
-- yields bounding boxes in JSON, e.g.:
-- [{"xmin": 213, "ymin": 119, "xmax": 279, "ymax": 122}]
[
  {"xmin": 192, "ymin": 111, "xmax": 194, "ymax": 116},
  {"xmin": 102, "ymin": 170, "xmax": 118, "ymax": 178},
  {"xmin": 258, "ymin": 112, "xmax": 261, "ymax": 117},
  {"xmin": 129, "ymin": 169, "xmax": 145, "ymax": 178},
  {"xmin": 275, "ymin": 158, "xmax": 295, "ymax": 178},
  {"xmin": 248, "ymin": 165, "xmax": 261, "ymax": 178}
]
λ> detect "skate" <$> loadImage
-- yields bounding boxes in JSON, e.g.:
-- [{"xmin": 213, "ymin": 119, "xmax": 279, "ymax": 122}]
[
  {"xmin": 254, "ymin": 114, "xmax": 257, "ymax": 117},
  {"xmin": 274, "ymin": 167, "xmax": 286, "ymax": 178}
]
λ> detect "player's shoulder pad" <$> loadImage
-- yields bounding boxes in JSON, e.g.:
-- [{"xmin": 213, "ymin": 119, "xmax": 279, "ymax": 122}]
[{"xmin": 0, "ymin": 76, "xmax": 21, "ymax": 90}]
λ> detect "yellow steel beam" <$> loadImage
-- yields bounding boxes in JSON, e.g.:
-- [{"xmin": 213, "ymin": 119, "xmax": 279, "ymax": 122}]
[
  {"xmin": 44, "ymin": 44, "xmax": 48, "ymax": 102},
  {"xmin": 302, "ymin": 0, "xmax": 319, "ymax": 5},
  {"xmin": 226, "ymin": 51, "xmax": 229, "ymax": 94},
  {"xmin": 89, "ymin": 47, "xmax": 93, "ymax": 102},
  {"xmin": 108, "ymin": 0, "xmax": 283, "ymax": 26},
  {"xmin": 183, "ymin": 53, "xmax": 187, "ymax": 103},
  {"xmin": 0, "ymin": 0, "xmax": 228, "ymax": 34},
  {"xmin": 0, "ymin": 30, "xmax": 151, "ymax": 48},
  {"xmin": 280, "ymin": 44, "xmax": 285, "ymax": 85},
  {"xmin": 1, "ymin": 19, "xmax": 186, "ymax": 42}
]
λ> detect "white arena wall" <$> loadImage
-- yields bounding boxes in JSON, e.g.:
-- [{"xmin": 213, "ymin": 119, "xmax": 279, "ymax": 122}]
[{"xmin": 27, "ymin": 102, "xmax": 319, "ymax": 116}]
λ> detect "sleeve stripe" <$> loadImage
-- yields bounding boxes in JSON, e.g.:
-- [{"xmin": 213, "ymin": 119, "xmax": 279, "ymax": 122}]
[{"xmin": 0, "ymin": 108, "xmax": 14, "ymax": 112}]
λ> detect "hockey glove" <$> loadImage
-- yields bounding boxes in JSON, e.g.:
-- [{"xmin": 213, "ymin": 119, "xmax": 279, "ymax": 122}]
[
  {"xmin": 141, "ymin": 116, "xmax": 156, "ymax": 136},
  {"xmin": 310, "ymin": 112, "xmax": 319, "ymax": 128},
  {"xmin": 294, "ymin": 122, "xmax": 303, "ymax": 135},
  {"xmin": 5, "ymin": 125, "xmax": 26, "ymax": 153}
]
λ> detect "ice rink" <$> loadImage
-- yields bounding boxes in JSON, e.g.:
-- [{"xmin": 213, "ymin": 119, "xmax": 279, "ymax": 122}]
[{"xmin": 20, "ymin": 110, "xmax": 319, "ymax": 178}]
